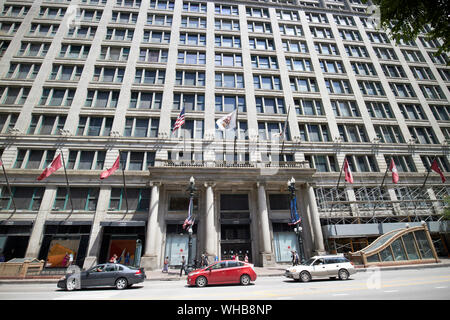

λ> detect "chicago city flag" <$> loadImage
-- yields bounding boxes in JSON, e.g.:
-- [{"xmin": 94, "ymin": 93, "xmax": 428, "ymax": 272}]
[
  {"xmin": 37, "ymin": 153, "xmax": 62, "ymax": 181},
  {"xmin": 216, "ymin": 109, "xmax": 237, "ymax": 131}
]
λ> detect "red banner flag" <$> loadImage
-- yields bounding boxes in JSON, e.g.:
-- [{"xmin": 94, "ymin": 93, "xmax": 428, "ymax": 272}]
[
  {"xmin": 431, "ymin": 159, "xmax": 446, "ymax": 183},
  {"xmin": 37, "ymin": 154, "xmax": 62, "ymax": 181},
  {"xmin": 100, "ymin": 155, "xmax": 120, "ymax": 179},
  {"xmin": 344, "ymin": 158, "xmax": 353, "ymax": 184},
  {"xmin": 389, "ymin": 158, "xmax": 399, "ymax": 184}
]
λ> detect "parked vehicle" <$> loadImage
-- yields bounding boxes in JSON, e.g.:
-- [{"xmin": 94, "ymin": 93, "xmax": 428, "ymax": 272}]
[
  {"xmin": 284, "ymin": 255, "xmax": 356, "ymax": 282},
  {"xmin": 187, "ymin": 260, "xmax": 257, "ymax": 287},
  {"xmin": 57, "ymin": 263, "xmax": 146, "ymax": 291}
]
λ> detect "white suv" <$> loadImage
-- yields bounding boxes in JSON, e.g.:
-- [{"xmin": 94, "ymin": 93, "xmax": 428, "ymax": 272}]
[{"xmin": 284, "ymin": 255, "xmax": 356, "ymax": 282}]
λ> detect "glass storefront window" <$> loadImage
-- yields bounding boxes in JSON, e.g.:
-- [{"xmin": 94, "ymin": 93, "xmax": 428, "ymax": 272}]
[
  {"xmin": 45, "ymin": 238, "xmax": 80, "ymax": 268},
  {"xmin": 273, "ymin": 232, "xmax": 298, "ymax": 262},
  {"xmin": 415, "ymin": 230, "xmax": 434, "ymax": 259},
  {"xmin": 402, "ymin": 233, "xmax": 419, "ymax": 260},
  {"xmin": 379, "ymin": 246, "xmax": 394, "ymax": 261},
  {"xmin": 391, "ymin": 238, "xmax": 407, "ymax": 261}
]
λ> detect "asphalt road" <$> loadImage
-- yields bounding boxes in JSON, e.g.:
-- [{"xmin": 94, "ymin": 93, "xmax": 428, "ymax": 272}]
[{"xmin": 0, "ymin": 267, "xmax": 449, "ymax": 300}]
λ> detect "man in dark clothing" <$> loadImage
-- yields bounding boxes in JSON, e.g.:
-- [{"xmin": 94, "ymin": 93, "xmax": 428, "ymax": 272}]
[{"xmin": 180, "ymin": 256, "xmax": 186, "ymax": 276}]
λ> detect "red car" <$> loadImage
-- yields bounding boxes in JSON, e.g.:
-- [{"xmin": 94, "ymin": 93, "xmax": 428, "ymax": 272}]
[{"xmin": 187, "ymin": 260, "xmax": 257, "ymax": 287}]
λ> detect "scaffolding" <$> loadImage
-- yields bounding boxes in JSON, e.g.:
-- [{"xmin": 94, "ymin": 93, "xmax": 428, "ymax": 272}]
[{"xmin": 315, "ymin": 184, "xmax": 446, "ymax": 225}]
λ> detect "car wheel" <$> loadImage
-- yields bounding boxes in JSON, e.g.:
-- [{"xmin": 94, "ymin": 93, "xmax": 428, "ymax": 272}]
[
  {"xmin": 300, "ymin": 271, "xmax": 311, "ymax": 283},
  {"xmin": 338, "ymin": 269, "xmax": 350, "ymax": 280},
  {"xmin": 195, "ymin": 276, "xmax": 207, "ymax": 288},
  {"xmin": 240, "ymin": 274, "xmax": 251, "ymax": 286},
  {"xmin": 66, "ymin": 278, "xmax": 77, "ymax": 291},
  {"xmin": 115, "ymin": 277, "xmax": 128, "ymax": 290}
]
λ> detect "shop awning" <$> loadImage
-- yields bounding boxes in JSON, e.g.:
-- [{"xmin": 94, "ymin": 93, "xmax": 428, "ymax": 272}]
[
  {"xmin": 0, "ymin": 220, "xmax": 33, "ymax": 226},
  {"xmin": 45, "ymin": 220, "xmax": 93, "ymax": 226},
  {"xmin": 100, "ymin": 221, "xmax": 146, "ymax": 227}
]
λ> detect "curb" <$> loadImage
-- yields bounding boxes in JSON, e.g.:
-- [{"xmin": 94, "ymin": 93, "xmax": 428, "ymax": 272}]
[{"xmin": 1, "ymin": 262, "xmax": 449, "ymax": 285}]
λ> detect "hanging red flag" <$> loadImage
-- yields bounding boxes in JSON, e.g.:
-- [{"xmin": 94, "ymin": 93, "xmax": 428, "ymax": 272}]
[
  {"xmin": 37, "ymin": 154, "xmax": 62, "ymax": 181},
  {"xmin": 389, "ymin": 158, "xmax": 399, "ymax": 184},
  {"xmin": 343, "ymin": 158, "xmax": 353, "ymax": 184},
  {"xmin": 100, "ymin": 155, "xmax": 120, "ymax": 179},
  {"xmin": 431, "ymin": 159, "xmax": 446, "ymax": 183}
]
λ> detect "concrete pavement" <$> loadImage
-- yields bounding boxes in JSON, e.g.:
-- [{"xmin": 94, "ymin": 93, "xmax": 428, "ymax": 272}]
[{"xmin": 1, "ymin": 258, "xmax": 449, "ymax": 284}]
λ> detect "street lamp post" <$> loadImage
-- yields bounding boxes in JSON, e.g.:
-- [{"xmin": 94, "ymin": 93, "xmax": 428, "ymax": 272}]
[
  {"xmin": 288, "ymin": 177, "xmax": 306, "ymax": 264},
  {"xmin": 186, "ymin": 176, "xmax": 196, "ymax": 274}
]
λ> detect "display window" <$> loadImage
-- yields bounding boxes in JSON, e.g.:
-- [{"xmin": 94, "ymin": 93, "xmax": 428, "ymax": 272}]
[
  {"xmin": 45, "ymin": 238, "xmax": 80, "ymax": 268},
  {"xmin": 107, "ymin": 239, "xmax": 137, "ymax": 266}
]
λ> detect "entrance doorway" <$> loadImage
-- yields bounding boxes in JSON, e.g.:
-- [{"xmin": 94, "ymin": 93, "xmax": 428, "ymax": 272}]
[
  {"xmin": 221, "ymin": 241, "xmax": 251, "ymax": 262},
  {"xmin": 219, "ymin": 194, "xmax": 252, "ymax": 263}
]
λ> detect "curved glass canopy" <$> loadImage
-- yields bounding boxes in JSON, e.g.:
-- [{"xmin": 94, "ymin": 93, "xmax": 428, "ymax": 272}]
[{"xmin": 350, "ymin": 224, "xmax": 439, "ymax": 266}]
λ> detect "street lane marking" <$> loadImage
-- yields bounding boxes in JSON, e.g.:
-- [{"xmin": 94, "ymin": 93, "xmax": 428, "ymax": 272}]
[{"xmin": 383, "ymin": 290, "xmax": 399, "ymax": 293}]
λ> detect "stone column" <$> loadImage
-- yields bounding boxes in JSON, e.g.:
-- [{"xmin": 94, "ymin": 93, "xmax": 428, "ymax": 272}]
[
  {"xmin": 83, "ymin": 186, "xmax": 110, "ymax": 269},
  {"xmin": 204, "ymin": 183, "xmax": 217, "ymax": 262},
  {"xmin": 25, "ymin": 187, "xmax": 57, "ymax": 258},
  {"xmin": 140, "ymin": 183, "xmax": 160, "ymax": 270},
  {"xmin": 257, "ymin": 183, "xmax": 274, "ymax": 265},
  {"xmin": 307, "ymin": 184, "xmax": 326, "ymax": 254}
]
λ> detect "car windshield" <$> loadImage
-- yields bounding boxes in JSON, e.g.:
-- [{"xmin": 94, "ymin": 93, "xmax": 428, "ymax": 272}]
[{"xmin": 301, "ymin": 258, "xmax": 316, "ymax": 266}]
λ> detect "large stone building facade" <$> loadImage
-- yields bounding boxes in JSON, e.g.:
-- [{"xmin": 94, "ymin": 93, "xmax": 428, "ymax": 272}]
[{"xmin": 0, "ymin": 0, "xmax": 448, "ymax": 270}]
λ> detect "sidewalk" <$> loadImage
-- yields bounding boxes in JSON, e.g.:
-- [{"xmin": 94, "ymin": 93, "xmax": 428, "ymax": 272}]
[{"xmin": 1, "ymin": 258, "xmax": 449, "ymax": 284}]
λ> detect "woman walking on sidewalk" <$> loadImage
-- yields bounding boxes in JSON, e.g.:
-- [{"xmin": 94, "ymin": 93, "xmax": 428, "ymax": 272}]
[{"xmin": 162, "ymin": 256, "xmax": 169, "ymax": 273}]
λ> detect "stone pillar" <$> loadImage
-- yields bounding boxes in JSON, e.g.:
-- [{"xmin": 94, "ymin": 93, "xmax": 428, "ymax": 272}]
[
  {"xmin": 140, "ymin": 183, "xmax": 160, "ymax": 270},
  {"xmin": 204, "ymin": 183, "xmax": 217, "ymax": 262},
  {"xmin": 307, "ymin": 184, "xmax": 326, "ymax": 255},
  {"xmin": 257, "ymin": 183, "xmax": 274, "ymax": 266},
  {"xmin": 83, "ymin": 186, "xmax": 110, "ymax": 269},
  {"xmin": 297, "ymin": 184, "xmax": 314, "ymax": 259},
  {"xmin": 25, "ymin": 187, "xmax": 57, "ymax": 259}
]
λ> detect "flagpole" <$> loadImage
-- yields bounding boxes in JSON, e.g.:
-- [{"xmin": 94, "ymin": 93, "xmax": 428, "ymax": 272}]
[
  {"xmin": 234, "ymin": 106, "xmax": 239, "ymax": 162},
  {"xmin": 379, "ymin": 157, "xmax": 391, "ymax": 190},
  {"xmin": 1, "ymin": 161, "xmax": 16, "ymax": 212},
  {"xmin": 119, "ymin": 150, "xmax": 129, "ymax": 214},
  {"xmin": 421, "ymin": 156, "xmax": 436, "ymax": 190},
  {"xmin": 59, "ymin": 150, "xmax": 74, "ymax": 213},
  {"xmin": 280, "ymin": 104, "xmax": 291, "ymax": 156},
  {"xmin": 331, "ymin": 158, "xmax": 346, "ymax": 215},
  {"xmin": 371, "ymin": 157, "xmax": 391, "ymax": 222}
]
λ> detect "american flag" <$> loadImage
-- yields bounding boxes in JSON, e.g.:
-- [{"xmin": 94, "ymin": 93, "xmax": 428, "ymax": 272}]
[
  {"xmin": 172, "ymin": 107, "xmax": 185, "ymax": 134},
  {"xmin": 182, "ymin": 196, "xmax": 194, "ymax": 230}
]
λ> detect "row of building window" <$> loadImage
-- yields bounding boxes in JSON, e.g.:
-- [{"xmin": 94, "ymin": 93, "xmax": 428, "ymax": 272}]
[
  {"xmin": 4, "ymin": 59, "xmax": 446, "ymax": 91},
  {"xmin": 4, "ymin": 148, "xmax": 450, "ymax": 175},
  {"xmin": 3, "ymin": 107, "xmax": 448, "ymax": 147},
  {"xmin": 0, "ymin": 182, "xmax": 447, "ymax": 215},
  {"xmin": 9, "ymin": 36, "xmax": 448, "ymax": 71}
]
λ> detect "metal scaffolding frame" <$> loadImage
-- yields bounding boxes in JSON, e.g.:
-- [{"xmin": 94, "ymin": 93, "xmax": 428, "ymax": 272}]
[{"xmin": 315, "ymin": 184, "xmax": 446, "ymax": 225}]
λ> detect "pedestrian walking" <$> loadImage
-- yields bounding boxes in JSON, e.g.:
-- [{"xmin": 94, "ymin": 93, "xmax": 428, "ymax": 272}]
[
  {"xmin": 294, "ymin": 251, "xmax": 300, "ymax": 266},
  {"xmin": 203, "ymin": 253, "xmax": 209, "ymax": 267},
  {"xmin": 180, "ymin": 256, "xmax": 186, "ymax": 276},
  {"xmin": 162, "ymin": 256, "xmax": 169, "ymax": 273},
  {"xmin": 244, "ymin": 254, "xmax": 249, "ymax": 263}
]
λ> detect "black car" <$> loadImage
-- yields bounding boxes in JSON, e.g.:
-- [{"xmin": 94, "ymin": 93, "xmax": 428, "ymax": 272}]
[{"xmin": 57, "ymin": 263, "xmax": 146, "ymax": 291}]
